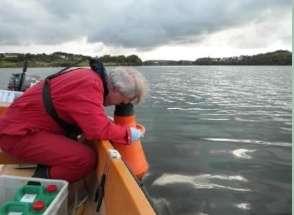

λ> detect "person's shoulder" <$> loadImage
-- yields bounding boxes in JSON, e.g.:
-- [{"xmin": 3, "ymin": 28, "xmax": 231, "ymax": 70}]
[
  {"xmin": 71, "ymin": 67, "xmax": 95, "ymax": 76},
  {"xmin": 71, "ymin": 67, "xmax": 103, "ymax": 87},
  {"xmin": 69, "ymin": 68, "xmax": 99, "ymax": 80}
]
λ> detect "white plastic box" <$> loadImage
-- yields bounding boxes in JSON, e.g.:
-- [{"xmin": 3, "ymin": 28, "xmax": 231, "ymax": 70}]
[
  {"xmin": 0, "ymin": 90, "xmax": 23, "ymax": 103},
  {"xmin": 0, "ymin": 175, "xmax": 68, "ymax": 215}
]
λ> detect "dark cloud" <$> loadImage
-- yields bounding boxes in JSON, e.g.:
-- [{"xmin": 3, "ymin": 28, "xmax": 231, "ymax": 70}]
[{"xmin": 0, "ymin": 0, "xmax": 291, "ymax": 49}]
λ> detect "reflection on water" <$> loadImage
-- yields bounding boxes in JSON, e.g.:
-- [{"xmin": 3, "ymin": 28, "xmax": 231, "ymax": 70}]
[
  {"xmin": 203, "ymin": 138, "xmax": 292, "ymax": 147},
  {"xmin": 235, "ymin": 203, "xmax": 251, "ymax": 210},
  {"xmin": 231, "ymin": 148, "xmax": 256, "ymax": 159},
  {"xmin": 208, "ymin": 148, "xmax": 257, "ymax": 160},
  {"xmin": 153, "ymin": 173, "xmax": 250, "ymax": 192}
]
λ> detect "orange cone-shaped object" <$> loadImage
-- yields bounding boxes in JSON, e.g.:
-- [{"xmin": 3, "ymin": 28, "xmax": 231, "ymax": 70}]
[{"xmin": 112, "ymin": 103, "xmax": 149, "ymax": 179}]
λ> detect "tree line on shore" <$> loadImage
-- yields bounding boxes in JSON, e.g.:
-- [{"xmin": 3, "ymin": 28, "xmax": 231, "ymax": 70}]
[{"xmin": 0, "ymin": 50, "xmax": 291, "ymax": 68}]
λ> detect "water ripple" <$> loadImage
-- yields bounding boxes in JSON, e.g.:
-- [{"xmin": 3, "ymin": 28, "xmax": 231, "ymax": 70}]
[
  {"xmin": 203, "ymin": 138, "xmax": 291, "ymax": 147},
  {"xmin": 153, "ymin": 174, "xmax": 250, "ymax": 192},
  {"xmin": 232, "ymin": 148, "xmax": 256, "ymax": 159},
  {"xmin": 199, "ymin": 118, "xmax": 230, "ymax": 121},
  {"xmin": 167, "ymin": 107, "xmax": 218, "ymax": 111},
  {"xmin": 235, "ymin": 203, "xmax": 251, "ymax": 210}
]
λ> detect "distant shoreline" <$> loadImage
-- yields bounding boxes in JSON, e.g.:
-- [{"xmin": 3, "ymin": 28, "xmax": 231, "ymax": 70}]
[
  {"xmin": 0, "ymin": 65, "xmax": 292, "ymax": 69},
  {"xmin": 0, "ymin": 50, "xmax": 291, "ymax": 68}
]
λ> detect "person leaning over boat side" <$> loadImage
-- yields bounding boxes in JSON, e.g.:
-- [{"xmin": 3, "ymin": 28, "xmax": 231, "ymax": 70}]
[{"xmin": 0, "ymin": 65, "xmax": 147, "ymax": 183}]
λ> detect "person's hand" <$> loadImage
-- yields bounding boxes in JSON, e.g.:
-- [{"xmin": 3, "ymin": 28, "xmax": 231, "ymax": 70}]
[{"xmin": 130, "ymin": 127, "xmax": 144, "ymax": 143}]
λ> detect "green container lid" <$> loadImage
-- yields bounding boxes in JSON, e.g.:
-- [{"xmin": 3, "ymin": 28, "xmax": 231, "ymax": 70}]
[
  {"xmin": 15, "ymin": 185, "xmax": 43, "ymax": 204},
  {"xmin": 0, "ymin": 181, "xmax": 60, "ymax": 215},
  {"xmin": 0, "ymin": 201, "xmax": 30, "ymax": 215},
  {"xmin": 14, "ymin": 183, "xmax": 59, "ymax": 207}
]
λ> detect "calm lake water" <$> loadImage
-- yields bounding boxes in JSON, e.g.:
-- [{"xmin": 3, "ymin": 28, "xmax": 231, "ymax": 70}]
[{"xmin": 0, "ymin": 66, "xmax": 292, "ymax": 215}]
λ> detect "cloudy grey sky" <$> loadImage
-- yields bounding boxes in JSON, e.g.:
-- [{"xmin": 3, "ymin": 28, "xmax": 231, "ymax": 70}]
[{"xmin": 0, "ymin": 0, "xmax": 292, "ymax": 60}]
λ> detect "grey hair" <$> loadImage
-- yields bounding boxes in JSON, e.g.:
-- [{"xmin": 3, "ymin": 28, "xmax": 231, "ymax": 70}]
[{"xmin": 107, "ymin": 67, "xmax": 148, "ymax": 104}]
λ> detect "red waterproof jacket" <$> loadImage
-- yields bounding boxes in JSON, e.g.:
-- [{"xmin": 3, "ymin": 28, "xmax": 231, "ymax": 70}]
[{"xmin": 0, "ymin": 68, "xmax": 131, "ymax": 144}]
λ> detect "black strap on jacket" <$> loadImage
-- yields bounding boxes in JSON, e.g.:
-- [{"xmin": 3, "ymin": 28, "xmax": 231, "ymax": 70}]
[
  {"xmin": 42, "ymin": 58, "xmax": 108, "ymax": 140},
  {"xmin": 89, "ymin": 58, "xmax": 109, "ymax": 98}
]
